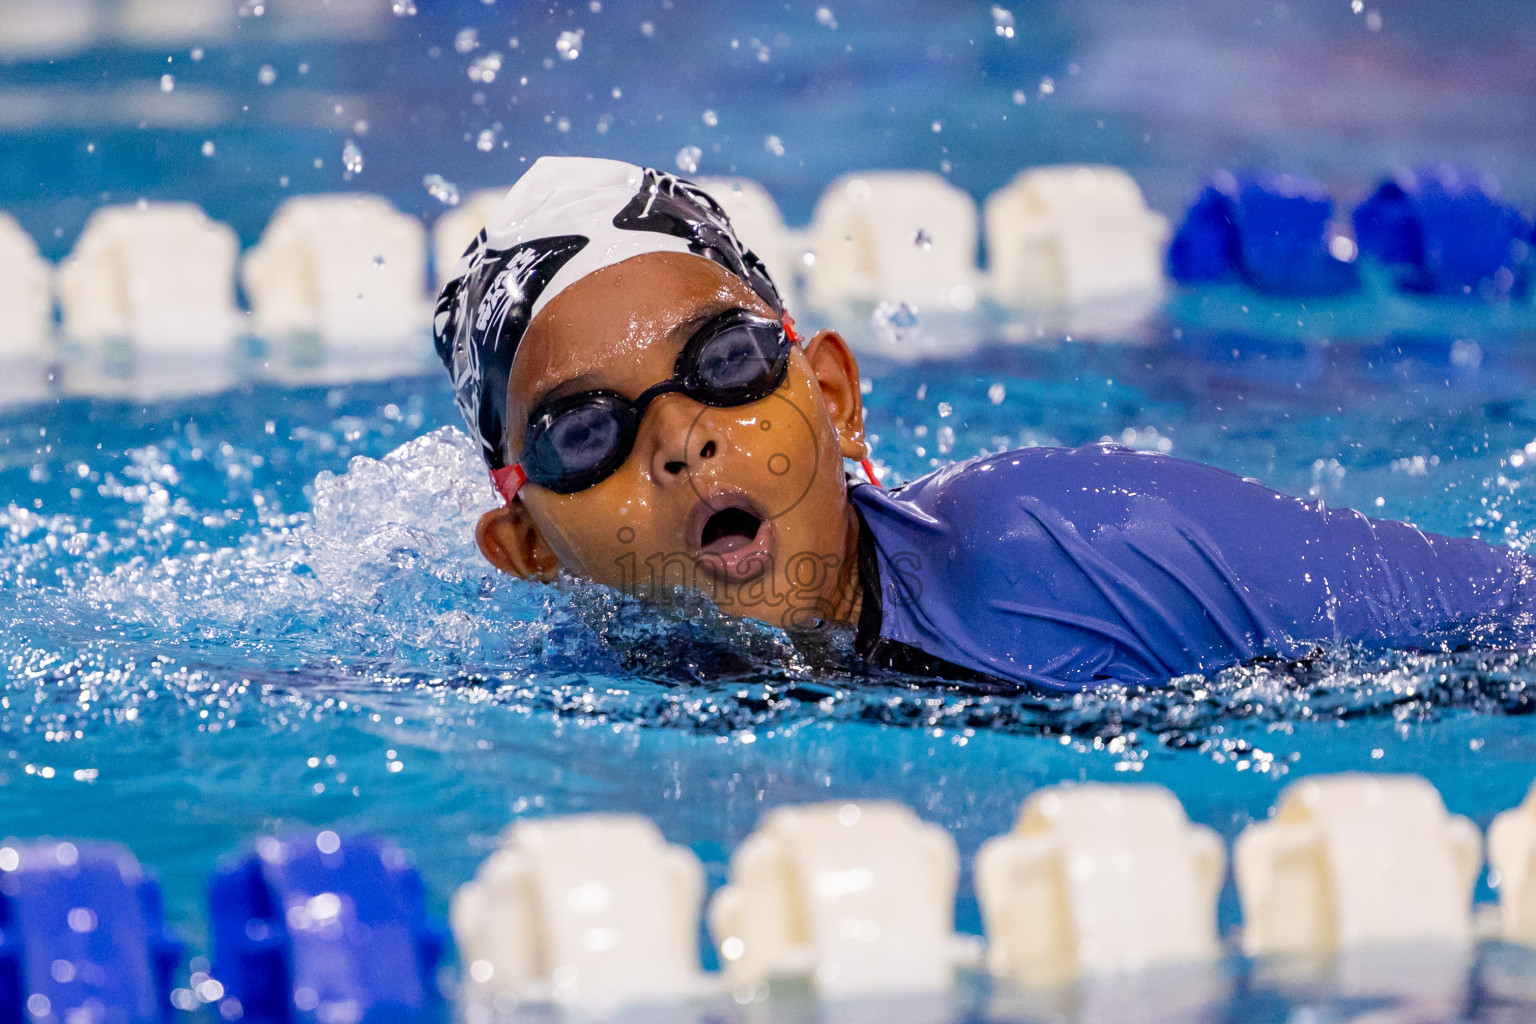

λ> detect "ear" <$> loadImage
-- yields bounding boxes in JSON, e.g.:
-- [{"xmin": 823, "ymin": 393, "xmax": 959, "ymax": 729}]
[
  {"xmin": 476, "ymin": 500, "xmax": 563, "ymax": 581},
  {"xmin": 801, "ymin": 329, "xmax": 868, "ymax": 460}
]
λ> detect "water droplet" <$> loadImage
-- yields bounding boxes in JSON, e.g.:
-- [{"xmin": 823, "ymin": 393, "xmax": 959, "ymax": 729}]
[
  {"xmin": 1012, "ymin": 89, "xmax": 1026, "ymax": 105},
  {"xmin": 159, "ymin": 73, "xmax": 175, "ymax": 93},
  {"xmin": 201, "ymin": 140, "xmax": 215, "ymax": 157},
  {"xmin": 988, "ymin": 383, "xmax": 1007, "ymax": 405},
  {"xmin": 1364, "ymin": 9, "xmax": 1382, "ymax": 30},
  {"xmin": 639, "ymin": 21, "xmax": 655, "ymax": 38},
  {"xmin": 476, "ymin": 128, "xmax": 497, "ymax": 152},
  {"xmin": 455, "ymin": 27, "xmax": 479, "ymax": 54},
  {"xmin": 701, "ymin": 109, "xmax": 718, "ymax": 127},
  {"xmin": 237, "ymin": 0, "xmax": 265, "ymax": 16},
  {"xmin": 391, "ymin": 0, "xmax": 417, "ymax": 14},
  {"xmin": 991, "ymin": 5, "xmax": 1016, "ymax": 38},
  {"xmin": 913, "ymin": 228, "xmax": 932, "ymax": 250},
  {"xmin": 556, "ymin": 29, "xmax": 584, "ymax": 60},
  {"xmin": 816, "ymin": 6, "xmax": 837, "ymax": 29},
  {"xmin": 1039, "ymin": 76, "xmax": 1055, "ymax": 96},
  {"xmin": 1351, "ymin": 0, "xmax": 1363, "ymax": 11},
  {"xmin": 930, "ymin": 120, "xmax": 942, "ymax": 133},
  {"xmin": 675, "ymin": 146, "xmax": 701, "ymax": 174},
  {"xmin": 764, "ymin": 134, "xmax": 784, "ymax": 156},
  {"xmin": 468, "ymin": 51, "xmax": 502, "ymax": 83},
  {"xmin": 257, "ymin": 64, "xmax": 276, "ymax": 86},
  {"xmin": 190, "ymin": 47, "xmax": 204, "ymax": 61},
  {"xmin": 611, "ymin": 87, "xmax": 622, "ymax": 99},
  {"xmin": 423, "ymin": 174, "xmax": 461, "ymax": 206},
  {"xmin": 372, "ymin": 255, "xmax": 386, "ymax": 268},
  {"xmin": 341, "ymin": 141, "xmax": 363, "ymax": 178},
  {"xmin": 871, "ymin": 301, "xmax": 922, "ymax": 347}
]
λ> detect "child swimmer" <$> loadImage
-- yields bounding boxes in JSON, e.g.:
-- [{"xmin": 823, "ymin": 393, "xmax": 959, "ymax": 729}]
[{"xmin": 434, "ymin": 157, "xmax": 1535, "ymax": 692}]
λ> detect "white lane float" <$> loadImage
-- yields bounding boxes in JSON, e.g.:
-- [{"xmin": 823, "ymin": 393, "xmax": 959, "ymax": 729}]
[
  {"xmin": 243, "ymin": 193, "xmax": 429, "ymax": 348},
  {"xmin": 0, "ymin": 212, "xmax": 52, "ymax": 356},
  {"xmin": 118, "ymin": 0, "xmax": 235, "ymax": 43},
  {"xmin": 57, "ymin": 201, "xmax": 240, "ymax": 353},
  {"xmin": 431, "ymin": 188, "xmax": 509, "ymax": 287},
  {"xmin": 1235, "ymin": 773, "xmax": 1482, "ymax": 956},
  {"xmin": 976, "ymin": 783, "xmax": 1225, "ymax": 987},
  {"xmin": 804, "ymin": 171, "xmax": 980, "ymax": 314},
  {"xmin": 693, "ymin": 176, "xmax": 802, "ymax": 305},
  {"xmin": 984, "ymin": 165, "xmax": 1168, "ymax": 310},
  {"xmin": 708, "ymin": 801, "xmax": 963, "ymax": 998},
  {"xmin": 0, "ymin": 0, "xmax": 97, "ymax": 59},
  {"xmin": 1486, "ymin": 780, "xmax": 1536, "ymax": 946},
  {"xmin": 451, "ymin": 814, "xmax": 711, "ymax": 1010}
]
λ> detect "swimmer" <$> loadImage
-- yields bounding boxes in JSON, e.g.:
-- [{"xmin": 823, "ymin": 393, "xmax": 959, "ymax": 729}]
[{"xmin": 433, "ymin": 156, "xmax": 1535, "ymax": 691}]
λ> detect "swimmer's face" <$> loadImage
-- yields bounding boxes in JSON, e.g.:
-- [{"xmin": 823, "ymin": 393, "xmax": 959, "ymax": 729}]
[{"xmin": 474, "ymin": 251, "xmax": 869, "ymax": 630}]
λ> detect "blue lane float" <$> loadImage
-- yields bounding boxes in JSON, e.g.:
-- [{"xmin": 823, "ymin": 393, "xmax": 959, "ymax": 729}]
[
  {"xmin": 0, "ymin": 841, "xmax": 180, "ymax": 1024},
  {"xmin": 1353, "ymin": 164, "xmax": 1533, "ymax": 299},
  {"xmin": 207, "ymin": 832, "xmax": 446, "ymax": 1024},
  {"xmin": 1167, "ymin": 169, "xmax": 1359, "ymax": 296}
]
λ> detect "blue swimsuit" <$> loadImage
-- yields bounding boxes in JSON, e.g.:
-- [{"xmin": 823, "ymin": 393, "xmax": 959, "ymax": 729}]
[{"xmin": 850, "ymin": 444, "xmax": 1534, "ymax": 691}]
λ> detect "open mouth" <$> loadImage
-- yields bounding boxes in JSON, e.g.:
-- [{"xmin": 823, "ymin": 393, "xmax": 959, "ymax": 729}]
[
  {"xmin": 689, "ymin": 492, "xmax": 775, "ymax": 583},
  {"xmin": 699, "ymin": 506, "xmax": 763, "ymax": 555}
]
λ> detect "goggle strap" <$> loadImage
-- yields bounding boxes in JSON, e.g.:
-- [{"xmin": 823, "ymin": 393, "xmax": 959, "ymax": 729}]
[{"xmin": 491, "ymin": 463, "xmax": 526, "ymax": 503}]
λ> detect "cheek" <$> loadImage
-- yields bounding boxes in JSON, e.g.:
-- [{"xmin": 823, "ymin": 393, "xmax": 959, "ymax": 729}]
[{"xmin": 527, "ymin": 488, "xmax": 681, "ymax": 581}]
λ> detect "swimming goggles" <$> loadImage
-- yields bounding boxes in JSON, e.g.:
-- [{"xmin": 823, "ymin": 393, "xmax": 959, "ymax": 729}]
[{"xmin": 492, "ymin": 309, "xmax": 801, "ymax": 499}]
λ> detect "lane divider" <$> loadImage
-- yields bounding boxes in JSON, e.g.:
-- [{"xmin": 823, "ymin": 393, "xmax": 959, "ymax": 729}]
[
  {"xmin": 0, "ymin": 772, "xmax": 1530, "ymax": 1019},
  {"xmin": 57, "ymin": 202, "xmax": 240, "ymax": 352},
  {"xmin": 976, "ymin": 783, "xmax": 1223, "ymax": 986},
  {"xmin": 7, "ymin": 161, "xmax": 1533, "ymax": 379},
  {"xmin": 451, "ymin": 814, "xmax": 710, "ymax": 1010}
]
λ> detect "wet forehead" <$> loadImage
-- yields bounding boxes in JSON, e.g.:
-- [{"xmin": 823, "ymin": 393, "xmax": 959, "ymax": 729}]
[{"xmin": 509, "ymin": 251, "xmax": 773, "ymax": 412}]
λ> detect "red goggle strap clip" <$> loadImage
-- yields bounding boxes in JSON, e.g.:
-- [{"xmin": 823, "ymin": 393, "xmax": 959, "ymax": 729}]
[
  {"xmin": 490, "ymin": 463, "xmax": 526, "ymax": 503},
  {"xmin": 781, "ymin": 311, "xmax": 803, "ymax": 345},
  {"xmin": 860, "ymin": 457, "xmax": 882, "ymax": 489}
]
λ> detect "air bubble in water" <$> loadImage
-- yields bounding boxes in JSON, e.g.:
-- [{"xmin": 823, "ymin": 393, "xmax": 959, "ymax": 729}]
[
  {"xmin": 991, "ymin": 5, "xmax": 1015, "ymax": 38},
  {"xmin": 556, "ymin": 29, "xmax": 584, "ymax": 60},
  {"xmin": 913, "ymin": 228, "xmax": 932, "ymax": 250},
  {"xmin": 675, "ymin": 146, "xmax": 701, "ymax": 174},
  {"xmin": 159, "ymin": 74, "xmax": 175, "ymax": 93},
  {"xmin": 455, "ymin": 27, "xmax": 479, "ymax": 54},
  {"xmin": 764, "ymin": 134, "xmax": 784, "ymax": 156},
  {"xmin": 1039, "ymin": 76, "xmax": 1055, "ymax": 96},
  {"xmin": 988, "ymin": 383, "xmax": 1007, "ymax": 405},
  {"xmin": 341, "ymin": 141, "xmax": 363, "ymax": 178},
  {"xmin": 257, "ymin": 64, "xmax": 276, "ymax": 86},
  {"xmin": 201, "ymin": 140, "xmax": 215, "ymax": 157},
  {"xmin": 701, "ymin": 109, "xmax": 718, "ymax": 127},
  {"xmin": 238, "ymin": 0, "xmax": 265, "ymax": 16},
  {"xmin": 815, "ymin": 6, "xmax": 837, "ymax": 29},
  {"xmin": 476, "ymin": 128, "xmax": 497, "ymax": 152},
  {"xmin": 423, "ymin": 174, "xmax": 461, "ymax": 206},
  {"xmin": 391, "ymin": 0, "xmax": 417, "ymax": 14},
  {"xmin": 871, "ymin": 301, "xmax": 922, "ymax": 347}
]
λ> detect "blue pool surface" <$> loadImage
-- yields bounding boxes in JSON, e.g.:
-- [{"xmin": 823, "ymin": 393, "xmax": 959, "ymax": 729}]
[{"xmin": 7, "ymin": 1, "xmax": 1536, "ymax": 1018}]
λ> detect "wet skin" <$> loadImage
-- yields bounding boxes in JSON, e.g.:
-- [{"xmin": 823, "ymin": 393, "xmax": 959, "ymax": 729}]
[{"xmin": 474, "ymin": 251, "xmax": 870, "ymax": 630}]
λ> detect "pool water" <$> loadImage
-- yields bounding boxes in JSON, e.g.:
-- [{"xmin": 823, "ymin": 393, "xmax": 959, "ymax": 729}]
[
  {"xmin": 8, "ymin": 1, "xmax": 1536, "ymax": 1018},
  {"xmin": 9, "ymin": 314, "xmax": 1536, "ymax": 964}
]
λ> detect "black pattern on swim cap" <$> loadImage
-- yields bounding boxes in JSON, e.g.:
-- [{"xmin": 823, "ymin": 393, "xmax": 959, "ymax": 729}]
[
  {"xmin": 612, "ymin": 169, "xmax": 783, "ymax": 314},
  {"xmin": 432, "ymin": 159, "xmax": 782, "ymax": 478},
  {"xmin": 433, "ymin": 234, "xmax": 588, "ymax": 471}
]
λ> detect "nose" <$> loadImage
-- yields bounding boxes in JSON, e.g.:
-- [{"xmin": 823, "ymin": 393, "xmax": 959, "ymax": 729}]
[{"xmin": 646, "ymin": 394, "xmax": 722, "ymax": 484}]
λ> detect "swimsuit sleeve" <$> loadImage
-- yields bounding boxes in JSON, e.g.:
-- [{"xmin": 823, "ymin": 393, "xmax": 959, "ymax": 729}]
[{"xmin": 852, "ymin": 444, "xmax": 1534, "ymax": 691}]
